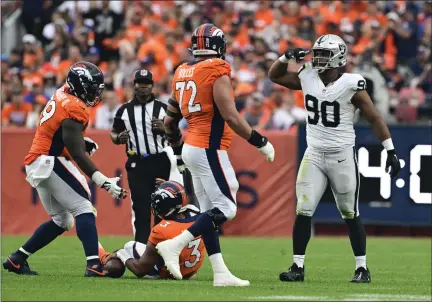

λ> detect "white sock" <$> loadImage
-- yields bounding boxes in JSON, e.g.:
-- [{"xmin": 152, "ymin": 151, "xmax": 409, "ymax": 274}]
[
  {"xmin": 355, "ymin": 256, "xmax": 366, "ymax": 269},
  {"xmin": 209, "ymin": 253, "xmax": 230, "ymax": 275},
  {"xmin": 173, "ymin": 230, "xmax": 195, "ymax": 250},
  {"xmin": 19, "ymin": 247, "xmax": 32, "ymax": 256},
  {"xmin": 293, "ymin": 255, "xmax": 305, "ymax": 268}
]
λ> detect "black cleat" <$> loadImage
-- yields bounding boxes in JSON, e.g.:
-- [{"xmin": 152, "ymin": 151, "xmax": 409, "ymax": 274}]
[
  {"xmin": 279, "ymin": 263, "xmax": 305, "ymax": 282},
  {"xmin": 350, "ymin": 267, "xmax": 371, "ymax": 283},
  {"xmin": 3, "ymin": 254, "xmax": 38, "ymax": 275},
  {"xmin": 84, "ymin": 263, "xmax": 106, "ymax": 277}
]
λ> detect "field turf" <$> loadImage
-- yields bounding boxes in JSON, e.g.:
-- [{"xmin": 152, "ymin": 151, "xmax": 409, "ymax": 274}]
[{"xmin": 1, "ymin": 236, "xmax": 431, "ymax": 301}]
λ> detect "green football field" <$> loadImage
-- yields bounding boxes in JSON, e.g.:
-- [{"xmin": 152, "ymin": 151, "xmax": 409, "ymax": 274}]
[{"xmin": 1, "ymin": 236, "xmax": 431, "ymax": 301}]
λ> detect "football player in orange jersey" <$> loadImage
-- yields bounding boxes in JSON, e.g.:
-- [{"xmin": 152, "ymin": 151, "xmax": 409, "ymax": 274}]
[
  {"xmin": 158, "ymin": 24, "xmax": 275, "ymax": 286},
  {"xmin": 99, "ymin": 180, "xmax": 205, "ymax": 280},
  {"xmin": 3, "ymin": 62, "xmax": 127, "ymax": 277}
]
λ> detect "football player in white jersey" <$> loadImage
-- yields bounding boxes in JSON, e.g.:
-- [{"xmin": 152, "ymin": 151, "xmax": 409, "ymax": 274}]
[{"xmin": 268, "ymin": 34, "xmax": 401, "ymax": 283}]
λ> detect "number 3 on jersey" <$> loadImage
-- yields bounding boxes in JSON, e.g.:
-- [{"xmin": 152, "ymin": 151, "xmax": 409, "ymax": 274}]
[
  {"xmin": 175, "ymin": 81, "xmax": 201, "ymax": 113},
  {"xmin": 184, "ymin": 238, "xmax": 201, "ymax": 268},
  {"xmin": 40, "ymin": 99, "xmax": 56, "ymax": 126}
]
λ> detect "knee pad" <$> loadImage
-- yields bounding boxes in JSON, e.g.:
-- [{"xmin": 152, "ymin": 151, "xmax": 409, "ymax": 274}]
[
  {"xmin": 52, "ymin": 213, "xmax": 74, "ymax": 231},
  {"xmin": 206, "ymin": 207, "xmax": 233, "ymax": 226}
]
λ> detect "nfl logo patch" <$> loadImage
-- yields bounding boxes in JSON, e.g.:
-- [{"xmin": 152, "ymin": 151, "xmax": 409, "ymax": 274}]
[{"xmin": 140, "ymin": 70, "xmax": 148, "ymax": 76}]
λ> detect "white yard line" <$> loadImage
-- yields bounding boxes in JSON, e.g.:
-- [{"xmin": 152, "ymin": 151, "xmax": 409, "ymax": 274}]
[{"xmin": 248, "ymin": 294, "xmax": 431, "ymax": 301}]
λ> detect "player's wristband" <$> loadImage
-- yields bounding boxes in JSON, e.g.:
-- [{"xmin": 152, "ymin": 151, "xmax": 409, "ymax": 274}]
[
  {"xmin": 382, "ymin": 138, "xmax": 394, "ymax": 151},
  {"xmin": 172, "ymin": 143, "xmax": 183, "ymax": 156},
  {"xmin": 91, "ymin": 171, "xmax": 107, "ymax": 187},
  {"xmin": 248, "ymin": 130, "xmax": 267, "ymax": 148},
  {"xmin": 117, "ymin": 249, "xmax": 132, "ymax": 265},
  {"xmin": 278, "ymin": 54, "xmax": 290, "ymax": 63}
]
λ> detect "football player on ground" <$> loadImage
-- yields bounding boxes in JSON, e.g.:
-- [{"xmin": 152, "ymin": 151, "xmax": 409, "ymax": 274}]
[
  {"xmin": 159, "ymin": 23, "xmax": 275, "ymax": 287},
  {"xmin": 3, "ymin": 62, "xmax": 127, "ymax": 277},
  {"xmin": 99, "ymin": 180, "xmax": 205, "ymax": 280},
  {"xmin": 268, "ymin": 34, "xmax": 401, "ymax": 283}
]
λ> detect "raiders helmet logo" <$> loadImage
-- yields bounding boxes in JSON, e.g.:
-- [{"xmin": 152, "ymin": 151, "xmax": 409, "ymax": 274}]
[{"xmin": 339, "ymin": 44, "xmax": 347, "ymax": 55}]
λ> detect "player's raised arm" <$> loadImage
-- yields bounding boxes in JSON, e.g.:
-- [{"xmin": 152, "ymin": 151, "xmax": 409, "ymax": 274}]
[
  {"xmin": 62, "ymin": 118, "xmax": 127, "ymax": 199},
  {"xmin": 268, "ymin": 48, "xmax": 310, "ymax": 90},
  {"xmin": 213, "ymin": 75, "xmax": 274, "ymax": 162},
  {"xmin": 351, "ymin": 90, "xmax": 401, "ymax": 178}
]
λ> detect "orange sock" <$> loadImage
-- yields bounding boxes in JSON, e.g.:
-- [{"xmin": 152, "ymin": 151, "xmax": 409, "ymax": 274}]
[{"xmin": 98, "ymin": 242, "xmax": 110, "ymax": 264}]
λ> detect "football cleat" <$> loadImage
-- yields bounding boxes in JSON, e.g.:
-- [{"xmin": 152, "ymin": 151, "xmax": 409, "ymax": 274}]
[
  {"xmin": 85, "ymin": 263, "xmax": 106, "ymax": 277},
  {"xmin": 213, "ymin": 272, "xmax": 250, "ymax": 287},
  {"xmin": 3, "ymin": 254, "xmax": 38, "ymax": 275},
  {"xmin": 350, "ymin": 267, "xmax": 371, "ymax": 283},
  {"xmin": 279, "ymin": 263, "xmax": 305, "ymax": 282},
  {"xmin": 156, "ymin": 239, "xmax": 182, "ymax": 280}
]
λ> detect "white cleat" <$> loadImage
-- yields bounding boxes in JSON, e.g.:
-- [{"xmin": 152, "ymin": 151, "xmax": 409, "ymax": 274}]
[
  {"xmin": 213, "ymin": 272, "xmax": 250, "ymax": 287},
  {"xmin": 156, "ymin": 239, "xmax": 182, "ymax": 280}
]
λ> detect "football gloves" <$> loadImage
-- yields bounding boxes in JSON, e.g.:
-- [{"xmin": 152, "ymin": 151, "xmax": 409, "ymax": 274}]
[
  {"xmin": 172, "ymin": 144, "xmax": 186, "ymax": 174},
  {"xmin": 84, "ymin": 137, "xmax": 98, "ymax": 156},
  {"xmin": 284, "ymin": 48, "xmax": 311, "ymax": 63},
  {"xmin": 248, "ymin": 130, "xmax": 275, "ymax": 163},
  {"xmin": 385, "ymin": 150, "xmax": 401, "ymax": 179},
  {"xmin": 176, "ymin": 155, "xmax": 186, "ymax": 173},
  {"xmin": 92, "ymin": 171, "xmax": 128, "ymax": 199}
]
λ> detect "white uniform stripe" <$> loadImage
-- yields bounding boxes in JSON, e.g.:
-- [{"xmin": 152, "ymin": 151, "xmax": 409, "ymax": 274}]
[
  {"xmin": 134, "ymin": 106, "xmax": 146, "ymax": 155},
  {"xmin": 145, "ymin": 102, "xmax": 157, "ymax": 154},
  {"xmin": 122, "ymin": 109, "xmax": 137, "ymax": 154}
]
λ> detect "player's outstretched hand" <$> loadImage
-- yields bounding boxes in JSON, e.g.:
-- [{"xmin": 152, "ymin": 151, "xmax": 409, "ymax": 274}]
[
  {"xmin": 258, "ymin": 141, "xmax": 275, "ymax": 162},
  {"xmin": 92, "ymin": 172, "xmax": 128, "ymax": 199},
  {"xmin": 385, "ymin": 150, "xmax": 401, "ymax": 179},
  {"xmin": 84, "ymin": 137, "xmax": 99, "ymax": 156},
  {"xmin": 284, "ymin": 48, "xmax": 311, "ymax": 63},
  {"xmin": 247, "ymin": 130, "xmax": 275, "ymax": 162}
]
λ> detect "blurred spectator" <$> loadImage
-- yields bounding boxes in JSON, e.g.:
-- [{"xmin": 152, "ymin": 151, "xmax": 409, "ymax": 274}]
[
  {"xmin": 395, "ymin": 88, "xmax": 425, "ymax": 123},
  {"xmin": 1, "ymin": 0, "xmax": 430, "ymax": 129},
  {"xmin": 297, "ymin": 17, "xmax": 316, "ymax": 44},
  {"xmin": 82, "ymin": 0, "xmax": 123, "ymax": 60},
  {"xmin": 255, "ymin": 62, "xmax": 273, "ymax": 97},
  {"xmin": 119, "ymin": 41, "xmax": 140, "ymax": 84},
  {"xmin": 241, "ymin": 92, "xmax": 272, "ymax": 130},
  {"xmin": 24, "ymin": 82, "xmax": 49, "ymax": 106},
  {"xmin": 1, "ymin": 89, "xmax": 32, "ymax": 127},
  {"xmin": 271, "ymin": 92, "xmax": 307, "ymax": 131},
  {"xmin": 56, "ymin": 45, "xmax": 83, "ymax": 86},
  {"xmin": 389, "ymin": 9, "xmax": 419, "ymax": 66},
  {"xmin": 93, "ymin": 90, "xmax": 121, "ymax": 130}
]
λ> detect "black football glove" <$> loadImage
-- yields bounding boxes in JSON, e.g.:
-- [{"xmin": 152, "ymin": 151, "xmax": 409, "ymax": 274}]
[
  {"xmin": 284, "ymin": 48, "xmax": 311, "ymax": 63},
  {"xmin": 385, "ymin": 150, "xmax": 401, "ymax": 179}
]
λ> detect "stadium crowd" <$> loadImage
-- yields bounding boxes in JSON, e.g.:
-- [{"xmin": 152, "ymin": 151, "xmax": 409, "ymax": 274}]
[{"xmin": 1, "ymin": 0, "xmax": 431, "ymax": 129}]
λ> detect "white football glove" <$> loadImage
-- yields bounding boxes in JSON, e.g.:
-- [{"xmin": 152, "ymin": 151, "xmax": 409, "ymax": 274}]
[
  {"xmin": 92, "ymin": 171, "xmax": 127, "ymax": 199},
  {"xmin": 176, "ymin": 155, "xmax": 186, "ymax": 174},
  {"xmin": 84, "ymin": 137, "xmax": 99, "ymax": 156},
  {"xmin": 258, "ymin": 141, "xmax": 275, "ymax": 162}
]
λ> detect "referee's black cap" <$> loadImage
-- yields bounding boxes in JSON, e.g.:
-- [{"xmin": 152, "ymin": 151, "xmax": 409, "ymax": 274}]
[{"xmin": 134, "ymin": 69, "xmax": 153, "ymax": 84}]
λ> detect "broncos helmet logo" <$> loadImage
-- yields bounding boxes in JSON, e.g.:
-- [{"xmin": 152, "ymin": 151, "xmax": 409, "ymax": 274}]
[{"xmin": 72, "ymin": 67, "xmax": 94, "ymax": 81}]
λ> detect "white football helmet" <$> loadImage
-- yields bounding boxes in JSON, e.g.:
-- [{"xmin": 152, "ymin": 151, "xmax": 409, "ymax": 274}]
[{"xmin": 311, "ymin": 34, "xmax": 348, "ymax": 73}]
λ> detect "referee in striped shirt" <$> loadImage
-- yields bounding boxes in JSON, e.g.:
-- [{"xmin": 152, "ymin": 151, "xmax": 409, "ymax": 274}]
[{"xmin": 110, "ymin": 69, "xmax": 171, "ymax": 243}]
